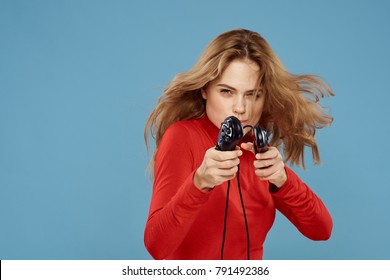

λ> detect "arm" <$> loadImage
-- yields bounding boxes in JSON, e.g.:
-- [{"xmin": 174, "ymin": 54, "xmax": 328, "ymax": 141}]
[
  {"xmin": 271, "ymin": 167, "xmax": 333, "ymax": 240},
  {"xmin": 144, "ymin": 124, "xmax": 211, "ymax": 259},
  {"xmin": 241, "ymin": 144, "xmax": 333, "ymax": 240}
]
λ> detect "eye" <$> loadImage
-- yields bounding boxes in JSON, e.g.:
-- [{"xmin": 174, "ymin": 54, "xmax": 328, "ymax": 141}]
[
  {"xmin": 220, "ymin": 89, "xmax": 232, "ymax": 95},
  {"xmin": 255, "ymin": 90, "xmax": 264, "ymax": 99}
]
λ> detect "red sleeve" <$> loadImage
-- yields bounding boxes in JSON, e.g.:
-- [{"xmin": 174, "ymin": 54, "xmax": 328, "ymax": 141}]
[
  {"xmin": 144, "ymin": 123, "xmax": 211, "ymax": 259},
  {"xmin": 271, "ymin": 167, "xmax": 333, "ymax": 240}
]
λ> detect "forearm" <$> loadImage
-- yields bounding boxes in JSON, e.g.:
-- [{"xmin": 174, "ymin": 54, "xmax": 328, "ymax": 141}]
[
  {"xmin": 272, "ymin": 167, "xmax": 333, "ymax": 240},
  {"xmin": 144, "ymin": 171, "xmax": 211, "ymax": 259}
]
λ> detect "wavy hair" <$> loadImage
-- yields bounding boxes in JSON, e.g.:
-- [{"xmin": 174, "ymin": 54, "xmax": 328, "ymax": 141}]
[{"xmin": 145, "ymin": 29, "xmax": 334, "ymax": 171}]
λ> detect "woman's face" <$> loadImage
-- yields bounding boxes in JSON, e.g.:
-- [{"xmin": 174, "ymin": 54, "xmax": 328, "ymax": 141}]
[{"xmin": 202, "ymin": 58, "xmax": 265, "ymax": 128}]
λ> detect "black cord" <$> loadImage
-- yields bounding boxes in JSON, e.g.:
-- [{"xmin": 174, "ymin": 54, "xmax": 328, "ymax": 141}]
[
  {"xmin": 220, "ymin": 124, "xmax": 253, "ymax": 260},
  {"xmin": 220, "ymin": 165, "xmax": 250, "ymax": 260},
  {"xmin": 220, "ymin": 180, "xmax": 231, "ymax": 260},
  {"xmin": 242, "ymin": 125, "xmax": 253, "ymax": 130},
  {"xmin": 237, "ymin": 165, "xmax": 251, "ymax": 260}
]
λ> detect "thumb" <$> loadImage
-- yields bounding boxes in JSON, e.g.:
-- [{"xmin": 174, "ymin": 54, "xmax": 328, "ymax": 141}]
[{"xmin": 240, "ymin": 142, "xmax": 255, "ymax": 154}]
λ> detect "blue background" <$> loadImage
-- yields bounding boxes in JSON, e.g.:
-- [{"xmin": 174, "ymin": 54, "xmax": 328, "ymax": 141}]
[{"xmin": 1, "ymin": 0, "xmax": 389, "ymax": 259}]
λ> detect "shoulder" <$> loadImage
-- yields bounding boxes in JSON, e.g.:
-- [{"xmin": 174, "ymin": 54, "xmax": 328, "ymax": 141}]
[
  {"xmin": 159, "ymin": 119, "xmax": 203, "ymax": 150},
  {"xmin": 156, "ymin": 119, "xmax": 204, "ymax": 167},
  {"xmin": 164, "ymin": 119, "xmax": 204, "ymax": 139}
]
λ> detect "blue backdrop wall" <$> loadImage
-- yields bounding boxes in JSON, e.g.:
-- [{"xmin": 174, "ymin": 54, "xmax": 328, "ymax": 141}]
[{"xmin": 1, "ymin": 0, "xmax": 389, "ymax": 259}]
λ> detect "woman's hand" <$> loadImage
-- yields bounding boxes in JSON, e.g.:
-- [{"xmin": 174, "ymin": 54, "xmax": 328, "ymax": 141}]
[
  {"xmin": 194, "ymin": 147, "xmax": 242, "ymax": 192},
  {"xmin": 241, "ymin": 142, "xmax": 287, "ymax": 188}
]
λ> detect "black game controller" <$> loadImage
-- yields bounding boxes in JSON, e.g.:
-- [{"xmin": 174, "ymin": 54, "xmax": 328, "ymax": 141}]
[
  {"xmin": 215, "ymin": 116, "xmax": 243, "ymax": 151},
  {"xmin": 253, "ymin": 126, "xmax": 269, "ymax": 154},
  {"xmin": 216, "ymin": 116, "xmax": 269, "ymax": 153}
]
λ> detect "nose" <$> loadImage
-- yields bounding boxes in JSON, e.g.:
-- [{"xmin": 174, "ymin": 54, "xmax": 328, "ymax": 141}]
[{"xmin": 233, "ymin": 95, "xmax": 246, "ymax": 115}]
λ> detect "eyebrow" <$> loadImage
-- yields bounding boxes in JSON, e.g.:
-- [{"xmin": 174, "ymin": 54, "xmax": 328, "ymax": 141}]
[{"xmin": 217, "ymin": 83, "xmax": 255, "ymax": 93}]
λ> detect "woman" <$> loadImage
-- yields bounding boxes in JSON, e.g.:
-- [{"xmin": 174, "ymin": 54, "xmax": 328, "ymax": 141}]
[{"xmin": 144, "ymin": 29, "xmax": 334, "ymax": 260}]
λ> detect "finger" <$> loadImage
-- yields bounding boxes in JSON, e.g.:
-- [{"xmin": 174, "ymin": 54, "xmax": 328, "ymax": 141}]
[
  {"xmin": 216, "ymin": 165, "xmax": 239, "ymax": 177},
  {"xmin": 215, "ymin": 158, "xmax": 240, "ymax": 169},
  {"xmin": 254, "ymin": 158, "xmax": 274, "ymax": 169},
  {"xmin": 212, "ymin": 149, "xmax": 243, "ymax": 161},
  {"xmin": 255, "ymin": 161, "xmax": 283, "ymax": 179},
  {"xmin": 261, "ymin": 168, "xmax": 283, "ymax": 181},
  {"xmin": 196, "ymin": 164, "xmax": 238, "ymax": 188},
  {"xmin": 240, "ymin": 142, "xmax": 254, "ymax": 153},
  {"xmin": 211, "ymin": 167, "xmax": 239, "ymax": 185},
  {"xmin": 255, "ymin": 146, "xmax": 280, "ymax": 160},
  {"xmin": 261, "ymin": 166, "xmax": 286, "ymax": 186},
  {"xmin": 213, "ymin": 174, "xmax": 236, "ymax": 186},
  {"xmin": 254, "ymin": 153, "xmax": 282, "ymax": 169},
  {"xmin": 255, "ymin": 150, "xmax": 276, "ymax": 160},
  {"xmin": 202, "ymin": 154, "xmax": 240, "ymax": 173}
]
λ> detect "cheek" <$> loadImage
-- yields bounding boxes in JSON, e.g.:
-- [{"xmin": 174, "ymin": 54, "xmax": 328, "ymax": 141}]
[
  {"xmin": 207, "ymin": 94, "xmax": 230, "ymax": 111},
  {"xmin": 254, "ymin": 102, "xmax": 264, "ymax": 117},
  {"xmin": 204, "ymin": 95, "xmax": 228, "ymax": 127},
  {"xmin": 249, "ymin": 98, "xmax": 265, "ymax": 122}
]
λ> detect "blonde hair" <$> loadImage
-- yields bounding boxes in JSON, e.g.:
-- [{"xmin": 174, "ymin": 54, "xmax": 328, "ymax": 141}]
[{"xmin": 145, "ymin": 29, "xmax": 334, "ymax": 171}]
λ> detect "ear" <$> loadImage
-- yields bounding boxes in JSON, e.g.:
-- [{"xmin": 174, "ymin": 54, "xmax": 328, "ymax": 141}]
[{"xmin": 201, "ymin": 88, "xmax": 207, "ymax": 100}]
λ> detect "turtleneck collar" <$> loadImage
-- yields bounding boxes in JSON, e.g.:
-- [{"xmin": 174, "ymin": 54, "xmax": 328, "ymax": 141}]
[{"xmin": 199, "ymin": 114, "xmax": 220, "ymax": 140}]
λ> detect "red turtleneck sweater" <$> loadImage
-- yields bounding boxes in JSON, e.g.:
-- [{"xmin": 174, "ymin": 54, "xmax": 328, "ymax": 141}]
[{"xmin": 144, "ymin": 116, "xmax": 332, "ymax": 260}]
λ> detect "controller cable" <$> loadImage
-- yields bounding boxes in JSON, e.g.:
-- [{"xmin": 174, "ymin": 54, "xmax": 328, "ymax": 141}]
[
  {"xmin": 220, "ymin": 165, "xmax": 250, "ymax": 260},
  {"xmin": 221, "ymin": 124, "xmax": 254, "ymax": 260}
]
